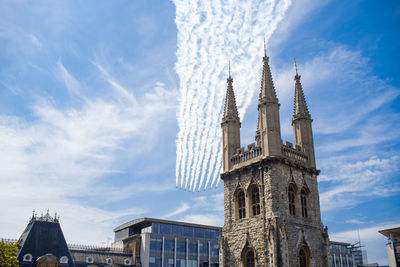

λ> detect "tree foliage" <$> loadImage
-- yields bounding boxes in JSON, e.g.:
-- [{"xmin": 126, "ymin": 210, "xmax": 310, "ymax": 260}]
[{"xmin": 0, "ymin": 241, "xmax": 19, "ymax": 267}]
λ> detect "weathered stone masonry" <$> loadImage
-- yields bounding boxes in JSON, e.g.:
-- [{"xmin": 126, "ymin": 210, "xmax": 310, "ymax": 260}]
[{"xmin": 219, "ymin": 53, "xmax": 330, "ymax": 267}]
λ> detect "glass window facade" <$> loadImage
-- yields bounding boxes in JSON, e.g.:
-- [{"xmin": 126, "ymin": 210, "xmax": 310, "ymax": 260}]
[
  {"xmin": 330, "ymin": 243, "xmax": 355, "ymax": 267},
  {"xmin": 176, "ymin": 239, "xmax": 186, "ymax": 256},
  {"xmin": 150, "ymin": 257, "xmax": 162, "ymax": 267},
  {"xmin": 211, "ymin": 243, "xmax": 219, "ymax": 258},
  {"xmin": 187, "ymin": 259, "xmax": 197, "ymax": 267},
  {"xmin": 150, "ymin": 238, "xmax": 162, "ymax": 254},
  {"xmin": 120, "ymin": 220, "xmax": 220, "ymax": 267},
  {"xmin": 164, "ymin": 239, "xmax": 175, "ymax": 255},
  {"xmin": 152, "ymin": 223, "xmax": 219, "ymax": 240},
  {"xmin": 164, "ymin": 257, "xmax": 174, "ymax": 267},
  {"xmin": 199, "ymin": 241, "xmax": 208, "ymax": 257},
  {"xmin": 188, "ymin": 241, "xmax": 198, "ymax": 256}
]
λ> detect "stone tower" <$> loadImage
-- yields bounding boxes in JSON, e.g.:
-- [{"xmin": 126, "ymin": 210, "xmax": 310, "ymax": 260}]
[{"xmin": 219, "ymin": 54, "xmax": 330, "ymax": 267}]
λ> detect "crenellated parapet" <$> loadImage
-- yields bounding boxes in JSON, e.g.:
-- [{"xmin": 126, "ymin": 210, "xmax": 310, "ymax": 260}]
[
  {"xmin": 230, "ymin": 143, "xmax": 263, "ymax": 167},
  {"xmin": 281, "ymin": 141, "xmax": 308, "ymax": 164}
]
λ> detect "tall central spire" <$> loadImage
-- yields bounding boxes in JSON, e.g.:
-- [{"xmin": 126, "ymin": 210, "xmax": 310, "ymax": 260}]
[
  {"xmin": 259, "ymin": 52, "xmax": 278, "ymax": 104},
  {"xmin": 256, "ymin": 47, "xmax": 282, "ymax": 157}
]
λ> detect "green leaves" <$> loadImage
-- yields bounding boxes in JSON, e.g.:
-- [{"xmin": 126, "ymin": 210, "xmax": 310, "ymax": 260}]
[{"xmin": 0, "ymin": 241, "xmax": 19, "ymax": 267}]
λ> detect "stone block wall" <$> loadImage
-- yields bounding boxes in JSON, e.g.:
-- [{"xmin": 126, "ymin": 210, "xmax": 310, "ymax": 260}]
[{"xmin": 220, "ymin": 159, "xmax": 330, "ymax": 267}]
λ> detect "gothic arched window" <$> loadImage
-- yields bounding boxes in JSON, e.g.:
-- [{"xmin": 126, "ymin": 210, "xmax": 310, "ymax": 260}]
[
  {"xmin": 288, "ymin": 185, "xmax": 296, "ymax": 216},
  {"xmin": 251, "ymin": 186, "xmax": 260, "ymax": 216},
  {"xmin": 238, "ymin": 190, "xmax": 246, "ymax": 219},
  {"xmin": 245, "ymin": 250, "xmax": 255, "ymax": 267},
  {"xmin": 301, "ymin": 189, "xmax": 308, "ymax": 218}
]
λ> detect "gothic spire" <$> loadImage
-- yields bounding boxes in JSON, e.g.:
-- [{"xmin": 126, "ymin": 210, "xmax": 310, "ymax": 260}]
[
  {"xmin": 259, "ymin": 51, "xmax": 278, "ymax": 104},
  {"xmin": 292, "ymin": 67, "xmax": 311, "ymax": 123},
  {"xmin": 222, "ymin": 68, "xmax": 239, "ymax": 122}
]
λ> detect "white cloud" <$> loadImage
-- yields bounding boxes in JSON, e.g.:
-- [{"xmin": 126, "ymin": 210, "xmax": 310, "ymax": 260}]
[
  {"xmin": 319, "ymin": 155, "xmax": 400, "ymax": 211},
  {"xmin": 163, "ymin": 202, "xmax": 191, "ymax": 219},
  {"xmin": 30, "ymin": 34, "xmax": 43, "ymax": 48},
  {"xmin": 174, "ymin": 0, "xmax": 292, "ymax": 191},
  {"xmin": 180, "ymin": 213, "xmax": 223, "ymax": 227},
  {"xmin": 0, "ymin": 62, "xmax": 178, "ymax": 244}
]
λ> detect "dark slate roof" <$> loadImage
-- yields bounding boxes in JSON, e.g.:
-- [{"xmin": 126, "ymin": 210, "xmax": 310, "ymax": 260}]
[{"xmin": 17, "ymin": 213, "xmax": 75, "ymax": 267}]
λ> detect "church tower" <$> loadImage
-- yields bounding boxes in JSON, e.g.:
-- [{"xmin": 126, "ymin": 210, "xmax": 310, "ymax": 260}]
[{"xmin": 220, "ymin": 54, "xmax": 330, "ymax": 267}]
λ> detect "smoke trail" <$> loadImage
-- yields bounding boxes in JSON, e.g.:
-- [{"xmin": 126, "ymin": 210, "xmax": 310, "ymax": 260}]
[{"xmin": 174, "ymin": 0, "xmax": 291, "ymax": 190}]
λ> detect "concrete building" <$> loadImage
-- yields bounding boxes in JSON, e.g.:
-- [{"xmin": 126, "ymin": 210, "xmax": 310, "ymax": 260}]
[
  {"xmin": 113, "ymin": 217, "xmax": 220, "ymax": 267},
  {"xmin": 330, "ymin": 241, "xmax": 355, "ymax": 267},
  {"xmin": 379, "ymin": 227, "xmax": 400, "ymax": 267},
  {"xmin": 219, "ymin": 51, "xmax": 330, "ymax": 267}
]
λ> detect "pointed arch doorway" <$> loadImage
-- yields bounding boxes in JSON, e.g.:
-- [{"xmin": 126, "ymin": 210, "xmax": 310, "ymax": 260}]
[
  {"xmin": 241, "ymin": 247, "xmax": 255, "ymax": 267},
  {"xmin": 298, "ymin": 245, "xmax": 311, "ymax": 267}
]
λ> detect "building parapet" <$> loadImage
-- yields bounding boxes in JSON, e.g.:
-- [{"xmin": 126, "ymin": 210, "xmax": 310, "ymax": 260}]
[
  {"xmin": 230, "ymin": 143, "xmax": 262, "ymax": 166},
  {"xmin": 282, "ymin": 142, "xmax": 308, "ymax": 163},
  {"xmin": 68, "ymin": 243, "xmax": 125, "ymax": 253}
]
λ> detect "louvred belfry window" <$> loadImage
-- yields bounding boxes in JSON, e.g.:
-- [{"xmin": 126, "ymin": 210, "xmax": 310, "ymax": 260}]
[
  {"xmin": 301, "ymin": 189, "xmax": 308, "ymax": 218},
  {"xmin": 251, "ymin": 187, "xmax": 260, "ymax": 216},
  {"xmin": 288, "ymin": 185, "xmax": 296, "ymax": 216},
  {"xmin": 238, "ymin": 191, "xmax": 246, "ymax": 219}
]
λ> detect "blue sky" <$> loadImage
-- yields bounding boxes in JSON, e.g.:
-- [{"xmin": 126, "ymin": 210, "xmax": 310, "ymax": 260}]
[{"xmin": 0, "ymin": 0, "xmax": 399, "ymax": 264}]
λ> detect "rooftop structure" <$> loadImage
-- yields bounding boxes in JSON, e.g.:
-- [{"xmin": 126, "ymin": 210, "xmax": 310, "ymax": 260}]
[
  {"xmin": 379, "ymin": 227, "xmax": 400, "ymax": 267},
  {"xmin": 113, "ymin": 217, "xmax": 221, "ymax": 267},
  {"xmin": 330, "ymin": 241, "xmax": 355, "ymax": 267},
  {"xmin": 12, "ymin": 210, "xmax": 134, "ymax": 267}
]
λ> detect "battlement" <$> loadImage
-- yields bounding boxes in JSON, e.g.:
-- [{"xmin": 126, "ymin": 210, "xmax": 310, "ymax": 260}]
[
  {"xmin": 230, "ymin": 143, "xmax": 262, "ymax": 166},
  {"xmin": 282, "ymin": 141, "xmax": 308, "ymax": 163}
]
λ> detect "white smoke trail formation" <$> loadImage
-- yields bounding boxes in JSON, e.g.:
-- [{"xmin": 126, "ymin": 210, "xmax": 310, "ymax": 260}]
[{"xmin": 174, "ymin": 0, "xmax": 291, "ymax": 191}]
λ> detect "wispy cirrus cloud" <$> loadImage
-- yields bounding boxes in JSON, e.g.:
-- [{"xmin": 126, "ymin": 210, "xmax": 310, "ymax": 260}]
[
  {"xmin": 0, "ymin": 60, "xmax": 178, "ymax": 243},
  {"xmin": 163, "ymin": 202, "xmax": 191, "ymax": 219},
  {"xmin": 174, "ymin": 0, "xmax": 292, "ymax": 191}
]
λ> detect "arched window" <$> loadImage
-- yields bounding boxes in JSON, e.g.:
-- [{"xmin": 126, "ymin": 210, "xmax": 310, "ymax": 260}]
[
  {"xmin": 238, "ymin": 190, "xmax": 246, "ymax": 219},
  {"xmin": 299, "ymin": 246, "xmax": 310, "ymax": 267},
  {"xmin": 301, "ymin": 189, "xmax": 308, "ymax": 218},
  {"xmin": 245, "ymin": 250, "xmax": 255, "ymax": 267},
  {"xmin": 251, "ymin": 186, "xmax": 260, "ymax": 216},
  {"xmin": 288, "ymin": 185, "xmax": 296, "ymax": 216}
]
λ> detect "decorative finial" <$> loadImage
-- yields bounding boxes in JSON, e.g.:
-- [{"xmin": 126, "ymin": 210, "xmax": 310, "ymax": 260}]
[
  {"xmin": 32, "ymin": 209, "xmax": 35, "ymax": 218},
  {"xmin": 294, "ymin": 58, "xmax": 298, "ymax": 75},
  {"xmin": 228, "ymin": 61, "xmax": 231, "ymax": 78},
  {"xmin": 263, "ymin": 38, "xmax": 266, "ymax": 57}
]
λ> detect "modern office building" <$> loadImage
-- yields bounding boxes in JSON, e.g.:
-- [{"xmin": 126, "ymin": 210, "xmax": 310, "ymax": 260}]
[
  {"xmin": 330, "ymin": 241, "xmax": 355, "ymax": 267},
  {"xmin": 379, "ymin": 227, "xmax": 400, "ymax": 267},
  {"xmin": 113, "ymin": 217, "xmax": 221, "ymax": 267},
  {"xmin": 350, "ymin": 243, "xmax": 368, "ymax": 267}
]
